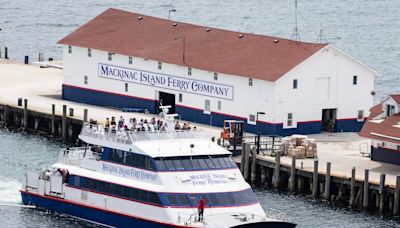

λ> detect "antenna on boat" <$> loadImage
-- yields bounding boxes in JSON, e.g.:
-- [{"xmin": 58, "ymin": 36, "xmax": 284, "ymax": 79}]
[{"xmin": 291, "ymin": 0, "xmax": 301, "ymax": 41}]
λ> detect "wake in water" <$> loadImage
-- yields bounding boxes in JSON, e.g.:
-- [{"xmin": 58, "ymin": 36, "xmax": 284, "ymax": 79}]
[{"xmin": 0, "ymin": 178, "xmax": 22, "ymax": 204}]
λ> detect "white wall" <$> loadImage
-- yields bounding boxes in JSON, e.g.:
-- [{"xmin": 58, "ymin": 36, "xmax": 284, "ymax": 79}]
[
  {"xmin": 274, "ymin": 45, "xmax": 375, "ymax": 126},
  {"xmin": 63, "ymin": 44, "xmax": 375, "ymax": 126},
  {"xmin": 62, "ymin": 45, "xmax": 276, "ymax": 124}
]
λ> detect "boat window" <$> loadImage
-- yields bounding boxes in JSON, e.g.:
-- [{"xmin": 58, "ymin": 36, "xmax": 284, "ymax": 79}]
[
  {"xmin": 167, "ymin": 195, "xmax": 179, "ymax": 205},
  {"xmin": 163, "ymin": 160, "xmax": 176, "ymax": 171},
  {"xmin": 155, "ymin": 160, "xmax": 166, "ymax": 170},
  {"xmin": 209, "ymin": 193, "xmax": 219, "ymax": 205},
  {"xmin": 197, "ymin": 158, "xmax": 209, "ymax": 169},
  {"xmin": 173, "ymin": 160, "xmax": 185, "ymax": 170},
  {"xmin": 233, "ymin": 192, "xmax": 242, "ymax": 204},
  {"xmin": 227, "ymin": 193, "xmax": 236, "ymax": 204},
  {"xmin": 181, "ymin": 158, "xmax": 192, "ymax": 169},
  {"xmin": 188, "ymin": 194, "xmax": 198, "ymax": 206},
  {"xmin": 139, "ymin": 190, "xmax": 148, "ymax": 202},
  {"xmin": 190, "ymin": 159, "xmax": 201, "ymax": 169},
  {"xmin": 178, "ymin": 195, "xmax": 190, "ymax": 205},
  {"xmin": 218, "ymin": 193, "xmax": 228, "ymax": 205},
  {"xmin": 212, "ymin": 157, "xmax": 223, "ymax": 168},
  {"xmin": 149, "ymin": 192, "xmax": 161, "ymax": 204},
  {"xmin": 205, "ymin": 157, "xmax": 215, "ymax": 168}
]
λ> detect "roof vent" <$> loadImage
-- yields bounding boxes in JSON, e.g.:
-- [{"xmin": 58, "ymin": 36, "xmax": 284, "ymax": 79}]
[
  {"xmin": 138, "ymin": 16, "xmax": 143, "ymax": 20},
  {"xmin": 172, "ymin": 23, "xmax": 177, "ymax": 27},
  {"xmin": 273, "ymin": 39, "xmax": 279, "ymax": 43},
  {"xmin": 206, "ymin": 28, "xmax": 211, "ymax": 32},
  {"xmin": 238, "ymin": 34, "xmax": 244, "ymax": 38}
]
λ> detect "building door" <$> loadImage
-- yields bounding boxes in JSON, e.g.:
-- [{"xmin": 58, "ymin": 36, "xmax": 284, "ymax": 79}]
[
  {"xmin": 321, "ymin": 109, "xmax": 337, "ymax": 132},
  {"xmin": 159, "ymin": 91, "xmax": 175, "ymax": 114}
]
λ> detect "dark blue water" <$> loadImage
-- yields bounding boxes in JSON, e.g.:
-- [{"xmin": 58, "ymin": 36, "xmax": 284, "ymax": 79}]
[{"xmin": 0, "ymin": 130, "xmax": 399, "ymax": 227}]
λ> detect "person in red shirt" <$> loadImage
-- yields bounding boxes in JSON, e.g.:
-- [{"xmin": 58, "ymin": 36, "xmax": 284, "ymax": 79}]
[{"xmin": 197, "ymin": 196, "xmax": 205, "ymax": 222}]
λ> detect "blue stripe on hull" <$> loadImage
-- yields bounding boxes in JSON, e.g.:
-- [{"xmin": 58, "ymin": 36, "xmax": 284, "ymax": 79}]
[
  {"xmin": 62, "ymin": 85, "xmax": 364, "ymax": 136},
  {"xmin": 21, "ymin": 191, "xmax": 172, "ymax": 228}
]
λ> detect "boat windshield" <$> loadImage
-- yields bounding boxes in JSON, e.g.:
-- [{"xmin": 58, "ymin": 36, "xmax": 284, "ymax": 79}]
[{"xmin": 154, "ymin": 155, "xmax": 237, "ymax": 171}]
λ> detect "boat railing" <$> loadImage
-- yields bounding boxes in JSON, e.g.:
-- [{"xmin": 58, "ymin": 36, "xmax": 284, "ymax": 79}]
[
  {"xmin": 80, "ymin": 123, "xmax": 208, "ymax": 144},
  {"xmin": 57, "ymin": 147, "xmax": 101, "ymax": 165},
  {"xmin": 183, "ymin": 211, "xmax": 202, "ymax": 226}
]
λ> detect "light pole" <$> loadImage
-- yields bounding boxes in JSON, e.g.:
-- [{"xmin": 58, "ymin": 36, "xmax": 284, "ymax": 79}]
[
  {"xmin": 256, "ymin": 112, "xmax": 265, "ymax": 154},
  {"xmin": 174, "ymin": 36, "xmax": 186, "ymax": 64},
  {"xmin": 168, "ymin": 9, "xmax": 176, "ymax": 20}
]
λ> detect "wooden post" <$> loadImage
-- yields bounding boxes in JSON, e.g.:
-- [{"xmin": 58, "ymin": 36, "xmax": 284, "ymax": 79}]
[
  {"xmin": 34, "ymin": 118, "xmax": 39, "ymax": 130},
  {"xmin": 62, "ymin": 105, "xmax": 67, "ymax": 140},
  {"xmin": 379, "ymin": 173, "xmax": 386, "ymax": 214},
  {"xmin": 324, "ymin": 162, "xmax": 331, "ymax": 200},
  {"xmin": 363, "ymin": 169, "xmax": 369, "ymax": 210},
  {"xmin": 4, "ymin": 105, "xmax": 8, "ymax": 126},
  {"xmin": 260, "ymin": 167, "xmax": 267, "ymax": 187},
  {"xmin": 273, "ymin": 151, "xmax": 281, "ymax": 189},
  {"xmin": 51, "ymin": 104, "xmax": 55, "ymax": 135},
  {"xmin": 84, "ymin": 108, "xmax": 88, "ymax": 122},
  {"xmin": 290, "ymin": 155, "xmax": 296, "ymax": 193},
  {"xmin": 394, "ymin": 176, "xmax": 400, "ymax": 215},
  {"xmin": 240, "ymin": 143, "xmax": 247, "ymax": 175},
  {"xmin": 251, "ymin": 148, "xmax": 257, "ymax": 186},
  {"xmin": 312, "ymin": 159, "xmax": 319, "ymax": 198},
  {"xmin": 68, "ymin": 124, "xmax": 73, "ymax": 138},
  {"xmin": 243, "ymin": 144, "xmax": 250, "ymax": 181},
  {"xmin": 23, "ymin": 99, "xmax": 28, "ymax": 129},
  {"xmin": 350, "ymin": 167, "xmax": 356, "ymax": 207},
  {"xmin": 5, "ymin": 47, "xmax": 8, "ymax": 59}
]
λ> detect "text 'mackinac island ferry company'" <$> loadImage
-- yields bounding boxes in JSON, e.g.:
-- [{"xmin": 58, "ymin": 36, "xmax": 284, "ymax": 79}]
[{"xmin": 20, "ymin": 107, "xmax": 295, "ymax": 227}]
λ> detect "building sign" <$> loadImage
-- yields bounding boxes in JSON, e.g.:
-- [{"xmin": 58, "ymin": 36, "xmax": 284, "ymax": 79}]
[
  {"xmin": 98, "ymin": 63, "xmax": 234, "ymax": 100},
  {"xmin": 187, "ymin": 173, "xmax": 229, "ymax": 186},
  {"xmin": 101, "ymin": 162, "xmax": 158, "ymax": 183}
]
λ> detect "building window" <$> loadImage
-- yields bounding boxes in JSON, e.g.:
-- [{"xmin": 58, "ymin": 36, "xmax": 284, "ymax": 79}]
[
  {"xmin": 249, "ymin": 114, "xmax": 256, "ymax": 123},
  {"xmin": 179, "ymin": 94, "xmax": 182, "ymax": 102},
  {"xmin": 68, "ymin": 45, "xmax": 72, "ymax": 53},
  {"xmin": 217, "ymin": 101, "xmax": 222, "ymax": 111},
  {"xmin": 84, "ymin": 75, "xmax": 88, "ymax": 85},
  {"xmin": 88, "ymin": 48, "xmax": 91, "ymax": 57},
  {"xmin": 125, "ymin": 83, "xmax": 128, "ymax": 92},
  {"xmin": 214, "ymin": 73, "xmax": 218, "ymax": 81},
  {"xmin": 108, "ymin": 52, "xmax": 112, "ymax": 61},
  {"xmin": 249, "ymin": 78, "xmax": 253, "ymax": 86},
  {"xmin": 353, "ymin": 75, "xmax": 358, "ymax": 85},
  {"xmin": 293, "ymin": 79, "xmax": 298, "ymax": 89},
  {"xmin": 386, "ymin": 105, "xmax": 395, "ymax": 117},
  {"xmin": 287, "ymin": 113, "xmax": 293, "ymax": 127},
  {"xmin": 204, "ymin": 100, "xmax": 210, "ymax": 113},
  {"xmin": 188, "ymin": 67, "xmax": 192, "ymax": 76},
  {"xmin": 158, "ymin": 62, "xmax": 162, "ymax": 70},
  {"xmin": 357, "ymin": 110, "xmax": 364, "ymax": 122},
  {"xmin": 129, "ymin": 56, "xmax": 133, "ymax": 64}
]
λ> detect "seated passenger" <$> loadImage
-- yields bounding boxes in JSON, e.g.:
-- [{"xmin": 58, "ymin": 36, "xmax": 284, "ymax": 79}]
[{"xmin": 175, "ymin": 121, "xmax": 181, "ymax": 130}]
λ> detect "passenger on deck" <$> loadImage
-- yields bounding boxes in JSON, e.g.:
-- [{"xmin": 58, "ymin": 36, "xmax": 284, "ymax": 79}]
[
  {"xmin": 174, "ymin": 121, "xmax": 181, "ymax": 130},
  {"xmin": 197, "ymin": 196, "xmax": 205, "ymax": 222},
  {"xmin": 118, "ymin": 116, "xmax": 124, "ymax": 129},
  {"xmin": 111, "ymin": 116, "xmax": 116, "ymax": 127},
  {"xmin": 54, "ymin": 168, "xmax": 63, "ymax": 177},
  {"xmin": 105, "ymin": 118, "xmax": 110, "ymax": 128}
]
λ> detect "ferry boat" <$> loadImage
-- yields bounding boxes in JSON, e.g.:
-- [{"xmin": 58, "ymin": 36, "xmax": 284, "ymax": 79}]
[{"xmin": 20, "ymin": 106, "xmax": 296, "ymax": 227}]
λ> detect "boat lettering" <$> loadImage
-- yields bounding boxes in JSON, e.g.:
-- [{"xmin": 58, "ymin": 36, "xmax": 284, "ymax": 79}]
[
  {"xmin": 189, "ymin": 173, "xmax": 229, "ymax": 186},
  {"xmin": 102, "ymin": 163, "xmax": 157, "ymax": 182}
]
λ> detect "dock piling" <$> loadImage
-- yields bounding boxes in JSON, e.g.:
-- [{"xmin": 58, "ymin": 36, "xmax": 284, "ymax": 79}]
[
  {"xmin": 363, "ymin": 169, "xmax": 369, "ymax": 210},
  {"xmin": 5, "ymin": 47, "xmax": 8, "ymax": 59},
  {"xmin": 34, "ymin": 118, "xmax": 39, "ymax": 130},
  {"xmin": 350, "ymin": 167, "xmax": 356, "ymax": 207},
  {"xmin": 290, "ymin": 155, "xmax": 296, "ymax": 193},
  {"xmin": 260, "ymin": 167, "xmax": 266, "ymax": 187},
  {"xmin": 251, "ymin": 147, "xmax": 257, "ymax": 186},
  {"xmin": 394, "ymin": 176, "xmax": 400, "ymax": 215},
  {"xmin": 379, "ymin": 173, "xmax": 386, "ymax": 214},
  {"xmin": 240, "ymin": 143, "xmax": 246, "ymax": 175},
  {"xmin": 324, "ymin": 162, "xmax": 331, "ymax": 200},
  {"xmin": 23, "ymin": 99, "xmax": 28, "ymax": 129},
  {"xmin": 312, "ymin": 159, "xmax": 319, "ymax": 198},
  {"xmin": 84, "ymin": 108, "xmax": 88, "ymax": 122},
  {"xmin": 273, "ymin": 151, "xmax": 281, "ymax": 189},
  {"xmin": 51, "ymin": 104, "xmax": 55, "ymax": 135},
  {"xmin": 62, "ymin": 105, "xmax": 67, "ymax": 140},
  {"xmin": 243, "ymin": 144, "xmax": 251, "ymax": 181}
]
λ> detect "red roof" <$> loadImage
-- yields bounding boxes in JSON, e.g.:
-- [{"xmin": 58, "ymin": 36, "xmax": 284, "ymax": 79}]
[
  {"xmin": 390, "ymin": 94, "xmax": 400, "ymax": 104},
  {"xmin": 359, "ymin": 98, "xmax": 400, "ymax": 144},
  {"xmin": 58, "ymin": 8, "xmax": 327, "ymax": 82}
]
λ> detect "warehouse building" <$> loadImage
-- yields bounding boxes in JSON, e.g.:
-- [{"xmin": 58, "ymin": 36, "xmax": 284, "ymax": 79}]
[
  {"xmin": 58, "ymin": 8, "xmax": 377, "ymax": 136},
  {"xmin": 360, "ymin": 95, "xmax": 400, "ymax": 165}
]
